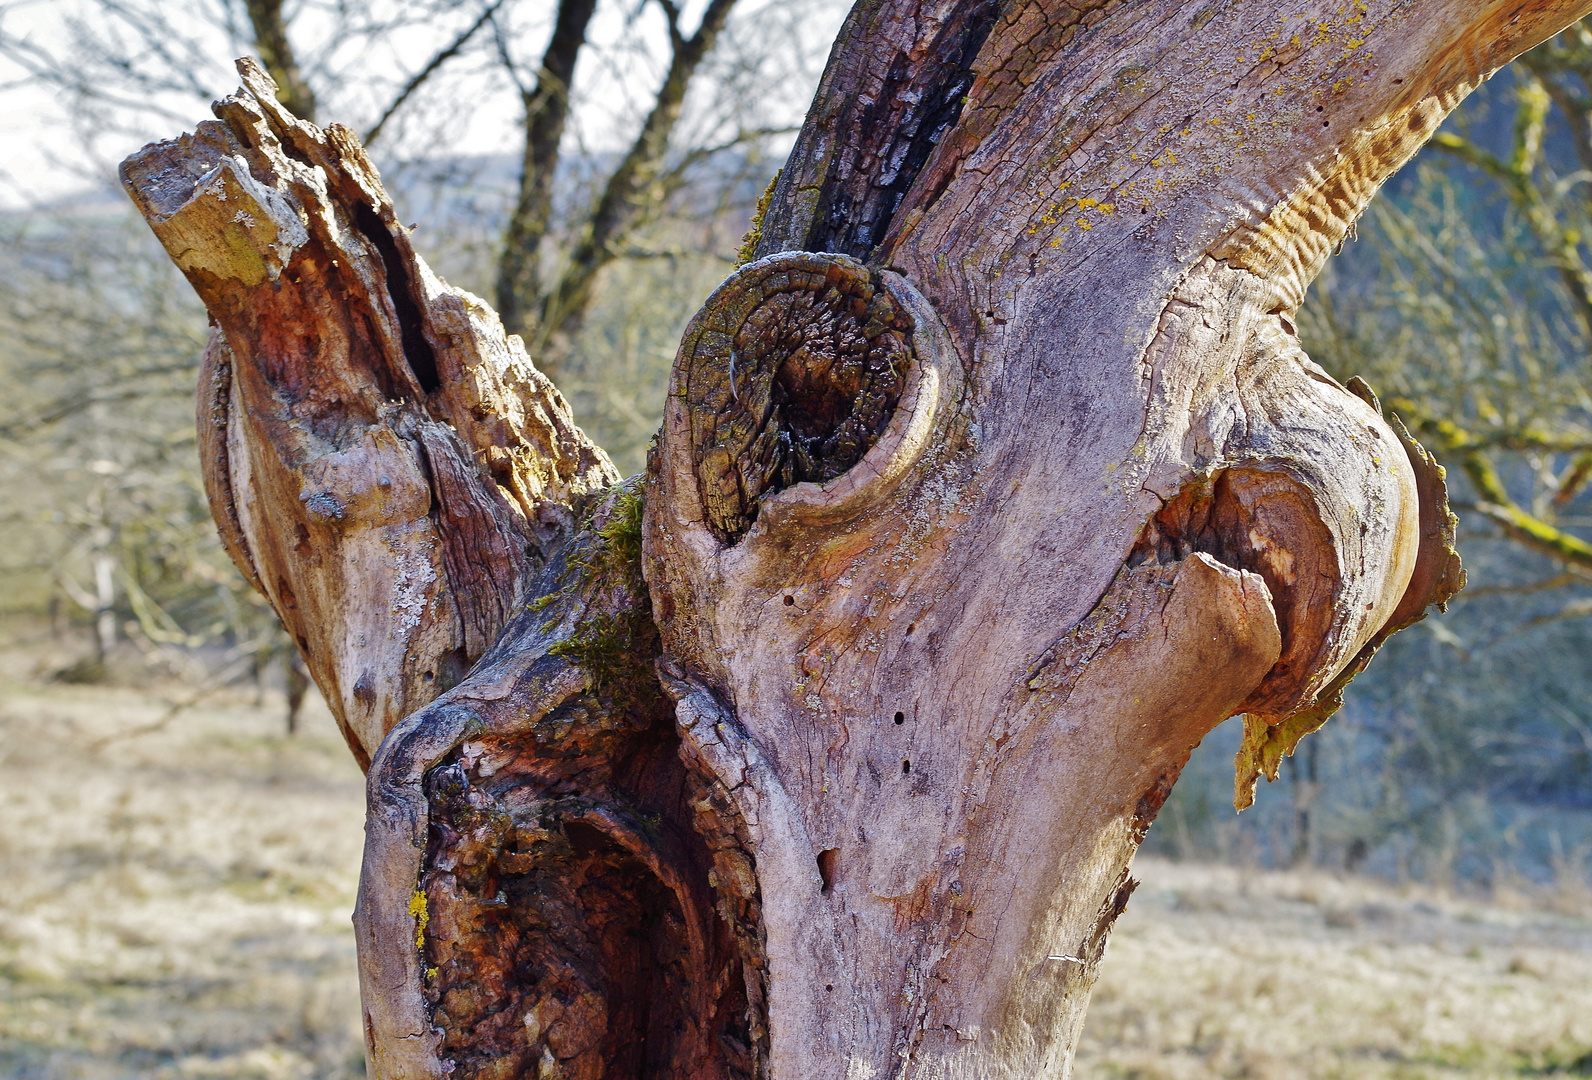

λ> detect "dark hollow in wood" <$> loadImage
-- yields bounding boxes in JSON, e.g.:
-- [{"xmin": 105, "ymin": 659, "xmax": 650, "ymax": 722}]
[
  {"xmin": 684, "ymin": 255, "xmax": 912, "ymax": 545},
  {"xmin": 419, "ymin": 725, "xmax": 760, "ymax": 1080},
  {"xmin": 404, "ymin": 486, "xmax": 770, "ymax": 1080}
]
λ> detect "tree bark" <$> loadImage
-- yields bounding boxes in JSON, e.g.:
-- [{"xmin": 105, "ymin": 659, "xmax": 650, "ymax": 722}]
[{"xmin": 120, "ymin": 2, "xmax": 1588, "ymax": 1077}]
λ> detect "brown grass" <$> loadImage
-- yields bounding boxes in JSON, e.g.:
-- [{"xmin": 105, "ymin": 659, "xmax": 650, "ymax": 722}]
[
  {"xmin": 2, "ymin": 668, "xmax": 1588, "ymax": 1079},
  {"xmin": 0, "ymin": 671, "xmax": 366, "ymax": 1079},
  {"xmin": 1077, "ymin": 860, "xmax": 1592, "ymax": 1079}
]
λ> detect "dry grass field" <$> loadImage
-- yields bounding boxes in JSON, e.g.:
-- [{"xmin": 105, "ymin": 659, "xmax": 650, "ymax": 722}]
[
  {"xmin": 1078, "ymin": 863, "xmax": 1592, "ymax": 1079},
  {"xmin": 0, "ymin": 663, "xmax": 1588, "ymax": 1079},
  {"xmin": 0, "ymin": 668, "xmax": 366, "ymax": 1080}
]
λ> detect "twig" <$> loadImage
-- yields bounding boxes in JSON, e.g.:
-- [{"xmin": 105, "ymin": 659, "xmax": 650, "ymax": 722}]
[{"xmin": 364, "ymin": 0, "xmax": 506, "ymax": 147}]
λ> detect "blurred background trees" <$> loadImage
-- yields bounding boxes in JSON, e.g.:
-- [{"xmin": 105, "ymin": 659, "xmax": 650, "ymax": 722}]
[
  {"xmin": 0, "ymin": 0, "xmax": 836, "ymax": 709},
  {"xmin": 0, "ymin": 1, "xmax": 1588, "ymax": 895}
]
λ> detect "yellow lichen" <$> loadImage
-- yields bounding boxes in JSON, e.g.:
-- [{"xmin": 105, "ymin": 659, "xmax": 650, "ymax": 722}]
[
  {"xmin": 735, "ymin": 168, "xmax": 782, "ymax": 266},
  {"xmin": 408, "ymin": 888, "xmax": 430, "ymax": 951}
]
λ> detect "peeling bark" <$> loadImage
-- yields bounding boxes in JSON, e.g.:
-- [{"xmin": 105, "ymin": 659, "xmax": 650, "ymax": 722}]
[{"xmin": 121, "ymin": 2, "xmax": 1592, "ymax": 1077}]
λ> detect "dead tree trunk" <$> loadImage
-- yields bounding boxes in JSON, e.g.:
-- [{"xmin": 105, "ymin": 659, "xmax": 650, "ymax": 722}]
[{"xmin": 121, "ymin": 3, "xmax": 1583, "ymax": 1077}]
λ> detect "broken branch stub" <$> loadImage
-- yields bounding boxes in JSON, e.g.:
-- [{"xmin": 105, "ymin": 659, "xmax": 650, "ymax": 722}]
[
  {"xmin": 122, "ymin": 59, "xmax": 617, "ymax": 764},
  {"xmin": 687, "ymin": 255, "xmax": 915, "ymax": 544}
]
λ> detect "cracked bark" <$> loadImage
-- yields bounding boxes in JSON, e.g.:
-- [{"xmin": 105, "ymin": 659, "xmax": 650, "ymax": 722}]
[{"xmin": 121, "ymin": 3, "xmax": 1587, "ymax": 1077}]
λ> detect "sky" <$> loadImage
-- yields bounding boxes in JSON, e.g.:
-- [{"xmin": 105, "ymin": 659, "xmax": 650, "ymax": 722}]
[
  {"xmin": 0, "ymin": 0, "xmax": 842, "ymax": 212},
  {"xmin": 0, "ymin": 1, "xmax": 87, "ymax": 208}
]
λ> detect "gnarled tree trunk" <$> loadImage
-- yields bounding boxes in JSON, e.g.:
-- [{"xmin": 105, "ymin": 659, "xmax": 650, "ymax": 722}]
[{"xmin": 121, "ymin": 2, "xmax": 1580, "ymax": 1077}]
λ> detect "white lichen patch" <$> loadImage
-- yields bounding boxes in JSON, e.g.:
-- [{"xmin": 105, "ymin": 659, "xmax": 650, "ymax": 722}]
[{"xmin": 388, "ymin": 537, "xmax": 438, "ymax": 636}]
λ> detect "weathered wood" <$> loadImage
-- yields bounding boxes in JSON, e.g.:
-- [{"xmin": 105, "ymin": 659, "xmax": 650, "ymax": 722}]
[
  {"xmin": 122, "ymin": 60, "xmax": 617, "ymax": 764},
  {"xmin": 647, "ymin": 2, "xmax": 1576, "ymax": 1077},
  {"xmin": 125, "ymin": 63, "xmax": 755, "ymax": 1080},
  {"xmin": 118, "ymin": 3, "xmax": 1592, "ymax": 1079},
  {"xmin": 356, "ymin": 482, "xmax": 765, "ymax": 1080}
]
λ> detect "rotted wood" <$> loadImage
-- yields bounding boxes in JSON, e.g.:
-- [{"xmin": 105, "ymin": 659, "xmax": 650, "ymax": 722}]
[
  {"xmin": 118, "ymin": 3, "xmax": 1592, "ymax": 1079},
  {"xmin": 357, "ymin": 481, "xmax": 767, "ymax": 1080},
  {"xmin": 122, "ymin": 59, "xmax": 617, "ymax": 766},
  {"xmin": 124, "ymin": 62, "xmax": 761, "ymax": 1080}
]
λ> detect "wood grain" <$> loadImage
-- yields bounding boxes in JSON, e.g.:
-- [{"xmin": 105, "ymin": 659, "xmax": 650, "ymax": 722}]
[{"xmin": 120, "ymin": 2, "xmax": 1592, "ymax": 1076}]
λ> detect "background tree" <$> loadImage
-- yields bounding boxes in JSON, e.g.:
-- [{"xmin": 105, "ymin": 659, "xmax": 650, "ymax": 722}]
[
  {"xmin": 0, "ymin": 205, "xmax": 288, "ymax": 690},
  {"xmin": 0, "ymin": 0, "xmax": 819, "ymax": 376},
  {"xmin": 1381, "ymin": 26, "xmax": 1592, "ymax": 580}
]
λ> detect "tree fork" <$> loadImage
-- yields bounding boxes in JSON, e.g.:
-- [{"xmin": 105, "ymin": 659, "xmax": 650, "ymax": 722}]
[{"xmin": 121, "ymin": 3, "xmax": 1588, "ymax": 1077}]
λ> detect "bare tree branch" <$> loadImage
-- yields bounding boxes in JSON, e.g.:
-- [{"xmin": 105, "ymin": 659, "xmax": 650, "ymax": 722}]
[
  {"xmin": 531, "ymin": 0, "xmax": 740, "ymax": 373},
  {"xmin": 363, "ymin": 0, "xmax": 506, "ymax": 148}
]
